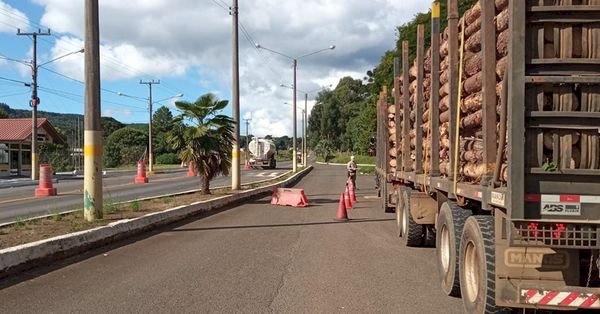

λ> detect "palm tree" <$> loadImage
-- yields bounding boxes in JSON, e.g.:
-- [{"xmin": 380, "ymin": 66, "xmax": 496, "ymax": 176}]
[{"xmin": 167, "ymin": 93, "xmax": 234, "ymax": 194}]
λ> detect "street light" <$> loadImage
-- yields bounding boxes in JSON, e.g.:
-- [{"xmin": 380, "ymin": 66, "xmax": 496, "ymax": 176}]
[
  {"xmin": 280, "ymin": 84, "xmax": 333, "ymax": 167},
  {"xmin": 255, "ymin": 43, "xmax": 335, "ymax": 173},
  {"xmin": 26, "ymin": 48, "xmax": 84, "ymax": 180},
  {"xmin": 118, "ymin": 91, "xmax": 183, "ymax": 172},
  {"xmin": 284, "ymin": 102, "xmax": 306, "ymax": 167}
]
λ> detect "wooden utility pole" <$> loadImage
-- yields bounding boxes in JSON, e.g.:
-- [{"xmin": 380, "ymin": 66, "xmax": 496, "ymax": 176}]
[
  {"xmin": 231, "ymin": 0, "xmax": 241, "ymax": 190},
  {"xmin": 140, "ymin": 79, "xmax": 160, "ymax": 172},
  {"xmin": 83, "ymin": 0, "xmax": 103, "ymax": 221},
  {"xmin": 17, "ymin": 28, "xmax": 50, "ymax": 181}
]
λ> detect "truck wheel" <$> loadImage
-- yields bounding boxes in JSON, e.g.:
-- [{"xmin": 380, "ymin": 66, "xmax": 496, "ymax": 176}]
[
  {"xmin": 382, "ymin": 181, "xmax": 389, "ymax": 212},
  {"xmin": 400, "ymin": 189, "xmax": 424, "ymax": 247},
  {"xmin": 269, "ymin": 158, "xmax": 276, "ymax": 169},
  {"xmin": 436, "ymin": 201, "xmax": 471, "ymax": 297},
  {"xmin": 459, "ymin": 216, "xmax": 503, "ymax": 314},
  {"xmin": 384, "ymin": 183, "xmax": 394, "ymax": 213}
]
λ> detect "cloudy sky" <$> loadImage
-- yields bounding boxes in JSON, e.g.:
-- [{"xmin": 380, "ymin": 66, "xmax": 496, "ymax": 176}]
[{"xmin": 0, "ymin": 0, "xmax": 430, "ymax": 137}]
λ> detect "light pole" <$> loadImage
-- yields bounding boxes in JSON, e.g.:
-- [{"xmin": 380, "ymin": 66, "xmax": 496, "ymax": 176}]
[
  {"xmin": 13, "ymin": 41, "xmax": 83, "ymax": 180},
  {"xmin": 118, "ymin": 91, "xmax": 183, "ymax": 172},
  {"xmin": 284, "ymin": 102, "xmax": 305, "ymax": 167},
  {"xmin": 280, "ymin": 84, "xmax": 332, "ymax": 167},
  {"xmin": 256, "ymin": 43, "xmax": 335, "ymax": 172}
]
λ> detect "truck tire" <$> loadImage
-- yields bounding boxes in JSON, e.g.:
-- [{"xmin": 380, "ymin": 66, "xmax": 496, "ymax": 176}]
[
  {"xmin": 384, "ymin": 183, "xmax": 394, "ymax": 213},
  {"xmin": 436, "ymin": 201, "xmax": 471, "ymax": 297},
  {"xmin": 269, "ymin": 157, "xmax": 276, "ymax": 169},
  {"xmin": 382, "ymin": 182, "xmax": 389, "ymax": 212},
  {"xmin": 399, "ymin": 188, "xmax": 424, "ymax": 247},
  {"xmin": 459, "ymin": 216, "xmax": 504, "ymax": 314}
]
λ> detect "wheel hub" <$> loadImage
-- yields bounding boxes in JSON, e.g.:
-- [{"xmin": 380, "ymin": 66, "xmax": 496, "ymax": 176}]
[
  {"xmin": 440, "ymin": 225, "xmax": 450, "ymax": 273},
  {"xmin": 464, "ymin": 240, "xmax": 480, "ymax": 303}
]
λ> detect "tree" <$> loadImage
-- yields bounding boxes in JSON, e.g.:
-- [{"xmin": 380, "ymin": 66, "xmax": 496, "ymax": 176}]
[
  {"xmin": 167, "ymin": 93, "xmax": 234, "ymax": 194},
  {"xmin": 152, "ymin": 106, "xmax": 174, "ymax": 155},
  {"xmin": 0, "ymin": 107, "xmax": 7, "ymax": 119},
  {"xmin": 104, "ymin": 127, "xmax": 147, "ymax": 168},
  {"xmin": 101, "ymin": 117, "xmax": 125, "ymax": 139}
]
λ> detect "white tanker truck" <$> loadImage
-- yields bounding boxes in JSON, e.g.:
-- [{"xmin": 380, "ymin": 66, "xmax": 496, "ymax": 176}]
[{"xmin": 248, "ymin": 138, "xmax": 277, "ymax": 169}]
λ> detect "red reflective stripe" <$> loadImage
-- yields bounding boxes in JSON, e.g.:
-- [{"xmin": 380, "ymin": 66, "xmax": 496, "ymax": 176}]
[
  {"xmin": 559, "ymin": 292, "xmax": 581, "ymax": 306},
  {"xmin": 580, "ymin": 294, "xmax": 599, "ymax": 308},
  {"xmin": 525, "ymin": 194, "xmax": 541, "ymax": 202},
  {"xmin": 538, "ymin": 291, "xmax": 560, "ymax": 305},
  {"xmin": 560, "ymin": 195, "xmax": 580, "ymax": 203},
  {"xmin": 526, "ymin": 289, "xmax": 538, "ymax": 301}
]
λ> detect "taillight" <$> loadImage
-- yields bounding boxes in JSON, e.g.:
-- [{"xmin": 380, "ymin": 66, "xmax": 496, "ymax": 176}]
[
  {"xmin": 553, "ymin": 223, "xmax": 566, "ymax": 239},
  {"xmin": 528, "ymin": 222, "xmax": 540, "ymax": 237}
]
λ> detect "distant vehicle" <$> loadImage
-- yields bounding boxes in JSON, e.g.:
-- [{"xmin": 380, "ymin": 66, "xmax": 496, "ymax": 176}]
[{"xmin": 248, "ymin": 137, "xmax": 276, "ymax": 169}]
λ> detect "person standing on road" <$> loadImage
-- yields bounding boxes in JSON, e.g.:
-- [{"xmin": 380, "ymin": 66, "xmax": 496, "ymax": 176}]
[{"xmin": 347, "ymin": 155, "xmax": 358, "ymax": 189}]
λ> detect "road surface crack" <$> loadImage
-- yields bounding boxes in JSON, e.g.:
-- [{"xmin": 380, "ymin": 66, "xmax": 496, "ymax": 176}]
[{"xmin": 268, "ymin": 229, "xmax": 302, "ymax": 313}]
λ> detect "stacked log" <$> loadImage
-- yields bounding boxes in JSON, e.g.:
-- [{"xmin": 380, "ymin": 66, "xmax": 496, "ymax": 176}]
[{"xmin": 389, "ymin": 0, "xmax": 600, "ymax": 185}]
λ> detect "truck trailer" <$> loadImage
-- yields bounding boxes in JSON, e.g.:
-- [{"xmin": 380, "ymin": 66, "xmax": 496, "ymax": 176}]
[
  {"xmin": 248, "ymin": 137, "xmax": 277, "ymax": 169},
  {"xmin": 376, "ymin": 0, "xmax": 600, "ymax": 312}
]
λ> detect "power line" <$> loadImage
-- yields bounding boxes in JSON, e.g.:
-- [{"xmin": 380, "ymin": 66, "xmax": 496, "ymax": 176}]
[{"xmin": 0, "ymin": 76, "xmax": 28, "ymax": 85}]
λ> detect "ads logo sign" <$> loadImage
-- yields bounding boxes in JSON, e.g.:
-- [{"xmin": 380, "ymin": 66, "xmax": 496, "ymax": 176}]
[{"xmin": 541, "ymin": 202, "xmax": 581, "ymax": 216}]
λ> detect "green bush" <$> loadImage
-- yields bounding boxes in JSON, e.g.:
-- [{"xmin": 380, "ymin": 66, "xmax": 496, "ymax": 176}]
[{"xmin": 156, "ymin": 153, "xmax": 180, "ymax": 164}]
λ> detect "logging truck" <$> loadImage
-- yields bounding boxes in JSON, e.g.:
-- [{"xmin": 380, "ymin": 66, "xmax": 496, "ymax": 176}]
[{"xmin": 376, "ymin": 0, "xmax": 600, "ymax": 312}]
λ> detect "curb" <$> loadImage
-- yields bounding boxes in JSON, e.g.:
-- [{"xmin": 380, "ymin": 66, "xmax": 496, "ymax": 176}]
[{"xmin": 0, "ymin": 166, "xmax": 313, "ymax": 278}]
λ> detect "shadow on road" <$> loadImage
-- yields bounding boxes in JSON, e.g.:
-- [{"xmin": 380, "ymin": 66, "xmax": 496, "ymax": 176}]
[{"xmin": 168, "ymin": 218, "xmax": 395, "ymax": 233}]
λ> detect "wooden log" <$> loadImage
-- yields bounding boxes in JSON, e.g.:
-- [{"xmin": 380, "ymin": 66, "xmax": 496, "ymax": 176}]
[
  {"xmin": 463, "ymin": 72, "xmax": 483, "ymax": 95},
  {"xmin": 409, "ymin": 80, "xmax": 417, "ymax": 94},
  {"xmin": 388, "ymin": 105, "xmax": 396, "ymax": 114},
  {"xmin": 460, "ymin": 109, "xmax": 483, "ymax": 129},
  {"xmin": 389, "ymin": 148, "xmax": 397, "ymax": 157},
  {"xmin": 440, "ymin": 56, "xmax": 449, "ymax": 72},
  {"xmin": 495, "ymin": 0, "xmax": 508, "ymax": 12},
  {"xmin": 440, "ymin": 69, "xmax": 449, "ymax": 85},
  {"xmin": 409, "ymin": 65, "xmax": 418, "ymax": 80},
  {"xmin": 440, "ymin": 83, "xmax": 450, "ymax": 99},
  {"xmin": 496, "ymin": 56, "xmax": 508, "ymax": 80},
  {"xmin": 461, "ymin": 163, "xmax": 487, "ymax": 180},
  {"xmin": 465, "ymin": 19, "xmax": 481, "ymax": 40},
  {"xmin": 465, "ymin": 1, "xmax": 481, "ymax": 26},
  {"xmin": 461, "ymin": 149, "xmax": 484, "ymax": 163},
  {"xmin": 463, "ymin": 92, "xmax": 483, "ymax": 113},
  {"xmin": 440, "ymin": 109, "xmax": 450, "ymax": 123},
  {"xmin": 495, "ymin": 8, "xmax": 509, "ymax": 33},
  {"xmin": 440, "ymin": 40, "xmax": 449, "ymax": 58},
  {"xmin": 543, "ymin": 131, "xmax": 581, "ymax": 149},
  {"xmin": 497, "ymin": 29, "xmax": 509, "ymax": 57},
  {"xmin": 466, "ymin": 30, "xmax": 482, "ymax": 53},
  {"xmin": 464, "ymin": 52, "xmax": 482, "ymax": 77}
]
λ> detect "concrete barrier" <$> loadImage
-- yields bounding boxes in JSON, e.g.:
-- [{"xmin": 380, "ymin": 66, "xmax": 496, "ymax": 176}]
[{"xmin": 0, "ymin": 166, "xmax": 313, "ymax": 278}]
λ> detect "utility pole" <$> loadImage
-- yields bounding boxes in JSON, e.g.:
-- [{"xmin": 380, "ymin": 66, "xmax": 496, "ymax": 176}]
[
  {"xmin": 17, "ymin": 28, "xmax": 50, "ymax": 181},
  {"xmin": 243, "ymin": 118, "xmax": 251, "ymax": 162},
  {"xmin": 83, "ymin": 0, "xmax": 102, "ymax": 221},
  {"xmin": 231, "ymin": 0, "xmax": 241, "ymax": 190},
  {"xmin": 292, "ymin": 59, "xmax": 298, "ymax": 173},
  {"xmin": 140, "ymin": 79, "xmax": 160, "ymax": 173},
  {"xmin": 303, "ymin": 92, "xmax": 308, "ymax": 167}
]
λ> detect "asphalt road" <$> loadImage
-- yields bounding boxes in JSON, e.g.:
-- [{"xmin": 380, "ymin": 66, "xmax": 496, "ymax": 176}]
[
  {"xmin": 0, "ymin": 163, "xmax": 463, "ymax": 313},
  {"xmin": 0, "ymin": 162, "xmax": 293, "ymax": 224}
]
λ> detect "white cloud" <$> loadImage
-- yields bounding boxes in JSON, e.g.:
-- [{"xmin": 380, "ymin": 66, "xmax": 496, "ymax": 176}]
[
  {"xmin": 0, "ymin": 1, "xmax": 30, "ymax": 33},
  {"xmin": 28, "ymin": 0, "xmax": 431, "ymax": 134},
  {"xmin": 102, "ymin": 107, "xmax": 133, "ymax": 117}
]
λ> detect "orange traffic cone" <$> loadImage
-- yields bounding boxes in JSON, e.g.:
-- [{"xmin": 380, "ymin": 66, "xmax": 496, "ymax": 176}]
[
  {"xmin": 244, "ymin": 160, "xmax": 250, "ymax": 170},
  {"xmin": 344, "ymin": 186, "xmax": 352, "ymax": 209},
  {"xmin": 334, "ymin": 193, "xmax": 349, "ymax": 221},
  {"xmin": 348, "ymin": 180, "xmax": 357, "ymax": 203}
]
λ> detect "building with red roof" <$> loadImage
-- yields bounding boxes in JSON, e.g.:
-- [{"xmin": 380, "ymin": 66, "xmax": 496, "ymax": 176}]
[{"xmin": 0, "ymin": 118, "xmax": 64, "ymax": 177}]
